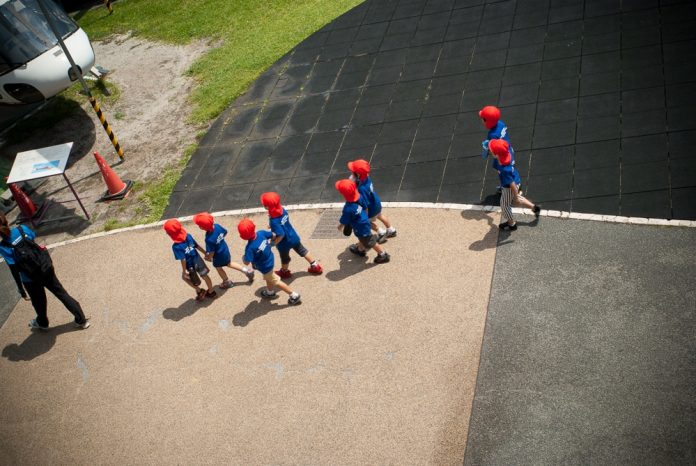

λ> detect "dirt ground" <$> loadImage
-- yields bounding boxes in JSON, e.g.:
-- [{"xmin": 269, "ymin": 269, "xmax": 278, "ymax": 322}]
[{"xmin": 1, "ymin": 33, "xmax": 210, "ymax": 244}]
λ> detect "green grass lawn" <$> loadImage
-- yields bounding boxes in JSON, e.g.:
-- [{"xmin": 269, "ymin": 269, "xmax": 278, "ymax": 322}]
[{"xmin": 78, "ymin": 0, "xmax": 363, "ymax": 123}]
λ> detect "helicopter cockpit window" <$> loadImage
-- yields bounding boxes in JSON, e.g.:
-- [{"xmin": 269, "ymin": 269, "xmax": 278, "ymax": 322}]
[{"xmin": 0, "ymin": 0, "xmax": 78, "ymax": 75}]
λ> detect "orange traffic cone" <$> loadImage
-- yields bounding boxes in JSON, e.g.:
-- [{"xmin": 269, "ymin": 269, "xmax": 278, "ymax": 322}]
[
  {"xmin": 94, "ymin": 151, "xmax": 132, "ymax": 201},
  {"xmin": 9, "ymin": 183, "xmax": 37, "ymax": 218}
]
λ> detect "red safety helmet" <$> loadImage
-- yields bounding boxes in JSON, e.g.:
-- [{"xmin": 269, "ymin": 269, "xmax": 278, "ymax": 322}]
[
  {"xmin": 237, "ymin": 218, "xmax": 256, "ymax": 240},
  {"xmin": 260, "ymin": 192, "xmax": 283, "ymax": 218},
  {"xmin": 347, "ymin": 159, "xmax": 371, "ymax": 179},
  {"xmin": 335, "ymin": 179, "xmax": 360, "ymax": 202},
  {"xmin": 192, "ymin": 212, "xmax": 215, "ymax": 232},
  {"xmin": 163, "ymin": 219, "xmax": 187, "ymax": 243},
  {"xmin": 488, "ymin": 139, "xmax": 511, "ymax": 165},
  {"xmin": 479, "ymin": 105, "xmax": 501, "ymax": 129}
]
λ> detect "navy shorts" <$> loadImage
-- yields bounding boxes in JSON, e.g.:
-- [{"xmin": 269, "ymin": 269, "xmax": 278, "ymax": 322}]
[{"xmin": 278, "ymin": 242, "xmax": 309, "ymax": 264}]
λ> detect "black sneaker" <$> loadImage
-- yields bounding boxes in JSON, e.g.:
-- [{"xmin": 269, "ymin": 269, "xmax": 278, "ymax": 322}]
[
  {"xmin": 533, "ymin": 204, "xmax": 541, "ymax": 217},
  {"xmin": 498, "ymin": 223, "xmax": 517, "ymax": 231},
  {"xmin": 349, "ymin": 244, "xmax": 366, "ymax": 257},
  {"xmin": 261, "ymin": 289, "xmax": 278, "ymax": 299},
  {"xmin": 377, "ymin": 233, "xmax": 387, "ymax": 244},
  {"xmin": 288, "ymin": 294, "xmax": 302, "ymax": 305},
  {"xmin": 374, "ymin": 252, "xmax": 391, "ymax": 264}
]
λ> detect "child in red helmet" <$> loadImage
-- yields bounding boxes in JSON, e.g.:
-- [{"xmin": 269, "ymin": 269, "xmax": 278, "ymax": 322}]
[
  {"xmin": 335, "ymin": 179, "xmax": 390, "ymax": 264},
  {"xmin": 164, "ymin": 219, "xmax": 217, "ymax": 302},
  {"xmin": 192, "ymin": 212, "xmax": 254, "ymax": 289},
  {"xmin": 260, "ymin": 192, "xmax": 323, "ymax": 278},
  {"xmin": 488, "ymin": 139, "xmax": 541, "ymax": 231},
  {"xmin": 347, "ymin": 159, "xmax": 397, "ymax": 242},
  {"xmin": 237, "ymin": 218, "xmax": 301, "ymax": 305},
  {"xmin": 479, "ymin": 105, "xmax": 521, "ymax": 192}
]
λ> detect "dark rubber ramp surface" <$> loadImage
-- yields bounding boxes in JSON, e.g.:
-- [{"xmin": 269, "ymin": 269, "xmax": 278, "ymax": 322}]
[
  {"xmin": 465, "ymin": 217, "xmax": 696, "ymax": 464},
  {"xmin": 166, "ymin": 0, "xmax": 696, "ymax": 220}
]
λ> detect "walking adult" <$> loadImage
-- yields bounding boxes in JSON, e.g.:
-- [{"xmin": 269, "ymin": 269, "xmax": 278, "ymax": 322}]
[{"xmin": 0, "ymin": 212, "xmax": 90, "ymax": 331}]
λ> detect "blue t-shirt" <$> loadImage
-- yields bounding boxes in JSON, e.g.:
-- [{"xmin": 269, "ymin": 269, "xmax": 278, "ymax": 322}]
[
  {"xmin": 339, "ymin": 202, "xmax": 372, "ymax": 238},
  {"xmin": 487, "ymin": 119, "xmax": 516, "ymax": 164},
  {"xmin": 269, "ymin": 209, "xmax": 301, "ymax": 251},
  {"xmin": 493, "ymin": 159, "xmax": 520, "ymax": 188},
  {"xmin": 172, "ymin": 233, "xmax": 200, "ymax": 268},
  {"xmin": 204, "ymin": 224, "xmax": 231, "ymax": 267},
  {"xmin": 357, "ymin": 176, "xmax": 382, "ymax": 218},
  {"xmin": 0, "ymin": 225, "xmax": 37, "ymax": 282},
  {"xmin": 243, "ymin": 230, "xmax": 275, "ymax": 274}
]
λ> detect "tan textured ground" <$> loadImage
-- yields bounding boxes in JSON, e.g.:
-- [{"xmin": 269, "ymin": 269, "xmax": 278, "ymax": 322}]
[{"xmin": 0, "ymin": 208, "xmax": 498, "ymax": 465}]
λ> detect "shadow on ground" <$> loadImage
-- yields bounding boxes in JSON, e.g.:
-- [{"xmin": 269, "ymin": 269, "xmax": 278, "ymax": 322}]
[
  {"xmin": 232, "ymin": 295, "xmax": 295, "ymax": 327},
  {"xmin": 325, "ymin": 249, "xmax": 375, "ymax": 281},
  {"xmin": 2, "ymin": 322, "xmax": 83, "ymax": 362}
]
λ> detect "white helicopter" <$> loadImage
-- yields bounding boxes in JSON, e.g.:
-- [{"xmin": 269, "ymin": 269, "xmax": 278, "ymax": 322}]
[{"xmin": 0, "ymin": 0, "xmax": 96, "ymax": 106}]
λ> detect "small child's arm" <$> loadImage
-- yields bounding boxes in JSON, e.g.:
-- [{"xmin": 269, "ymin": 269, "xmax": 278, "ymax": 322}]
[{"xmin": 179, "ymin": 259, "xmax": 189, "ymax": 278}]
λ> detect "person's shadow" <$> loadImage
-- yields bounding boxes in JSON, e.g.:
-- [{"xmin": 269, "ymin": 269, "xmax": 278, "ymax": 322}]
[
  {"xmin": 2, "ymin": 322, "xmax": 81, "ymax": 361},
  {"xmin": 461, "ymin": 210, "xmax": 500, "ymax": 251},
  {"xmin": 162, "ymin": 288, "xmax": 231, "ymax": 322},
  {"xmin": 232, "ymin": 293, "xmax": 295, "ymax": 327},
  {"xmin": 325, "ymin": 249, "xmax": 375, "ymax": 282}
]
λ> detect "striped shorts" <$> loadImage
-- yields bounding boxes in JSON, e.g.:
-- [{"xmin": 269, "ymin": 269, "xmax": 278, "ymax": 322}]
[{"xmin": 500, "ymin": 187, "xmax": 530, "ymax": 223}]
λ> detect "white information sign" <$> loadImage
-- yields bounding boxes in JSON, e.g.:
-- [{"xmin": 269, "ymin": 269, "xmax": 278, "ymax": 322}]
[{"xmin": 7, "ymin": 142, "xmax": 73, "ymax": 183}]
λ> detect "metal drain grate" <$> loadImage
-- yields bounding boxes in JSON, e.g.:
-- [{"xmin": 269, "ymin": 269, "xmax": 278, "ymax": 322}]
[{"xmin": 310, "ymin": 209, "xmax": 346, "ymax": 239}]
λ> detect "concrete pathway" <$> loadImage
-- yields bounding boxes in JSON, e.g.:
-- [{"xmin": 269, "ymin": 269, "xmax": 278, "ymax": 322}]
[{"xmin": 0, "ymin": 207, "xmax": 694, "ymax": 464}]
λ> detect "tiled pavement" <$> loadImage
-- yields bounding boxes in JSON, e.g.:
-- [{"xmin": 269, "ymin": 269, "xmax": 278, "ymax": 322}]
[{"xmin": 165, "ymin": 0, "xmax": 696, "ymax": 220}]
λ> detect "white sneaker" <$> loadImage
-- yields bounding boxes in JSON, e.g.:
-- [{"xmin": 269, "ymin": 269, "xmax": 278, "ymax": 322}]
[
  {"xmin": 28, "ymin": 319, "xmax": 48, "ymax": 331},
  {"xmin": 386, "ymin": 228, "xmax": 397, "ymax": 238},
  {"xmin": 74, "ymin": 319, "xmax": 90, "ymax": 330}
]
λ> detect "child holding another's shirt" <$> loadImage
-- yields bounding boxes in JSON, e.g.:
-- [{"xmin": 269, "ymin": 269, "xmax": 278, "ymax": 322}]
[
  {"xmin": 164, "ymin": 219, "xmax": 217, "ymax": 301},
  {"xmin": 348, "ymin": 159, "xmax": 396, "ymax": 242},
  {"xmin": 260, "ymin": 192, "xmax": 322, "ymax": 279},
  {"xmin": 237, "ymin": 218, "xmax": 301, "ymax": 305},
  {"xmin": 193, "ymin": 212, "xmax": 254, "ymax": 289},
  {"xmin": 479, "ymin": 105, "xmax": 522, "ymax": 192},
  {"xmin": 488, "ymin": 139, "xmax": 540, "ymax": 231},
  {"xmin": 335, "ymin": 179, "xmax": 390, "ymax": 264}
]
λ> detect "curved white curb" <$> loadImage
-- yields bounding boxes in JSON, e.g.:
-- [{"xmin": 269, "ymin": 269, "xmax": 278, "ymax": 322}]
[{"xmin": 39, "ymin": 202, "xmax": 696, "ymax": 252}]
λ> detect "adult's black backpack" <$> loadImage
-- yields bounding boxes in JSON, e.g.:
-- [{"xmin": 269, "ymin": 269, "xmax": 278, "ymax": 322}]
[{"xmin": 3, "ymin": 226, "xmax": 53, "ymax": 279}]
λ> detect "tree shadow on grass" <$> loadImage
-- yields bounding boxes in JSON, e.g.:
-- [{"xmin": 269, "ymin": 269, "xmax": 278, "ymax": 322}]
[
  {"xmin": 325, "ymin": 249, "xmax": 376, "ymax": 282},
  {"xmin": 2, "ymin": 322, "xmax": 83, "ymax": 362},
  {"xmin": 232, "ymin": 296, "xmax": 295, "ymax": 327}
]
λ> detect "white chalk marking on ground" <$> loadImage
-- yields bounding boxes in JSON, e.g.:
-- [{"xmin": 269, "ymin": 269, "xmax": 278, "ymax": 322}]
[
  {"xmin": 265, "ymin": 361, "xmax": 284, "ymax": 380},
  {"xmin": 139, "ymin": 310, "xmax": 160, "ymax": 333},
  {"xmin": 218, "ymin": 319, "xmax": 230, "ymax": 331},
  {"xmin": 77, "ymin": 353, "xmax": 89, "ymax": 383}
]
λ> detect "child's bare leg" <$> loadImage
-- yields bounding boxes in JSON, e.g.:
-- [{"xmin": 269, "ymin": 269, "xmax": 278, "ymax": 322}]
[
  {"xmin": 513, "ymin": 194, "xmax": 535, "ymax": 210},
  {"xmin": 202, "ymin": 274, "xmax": 214, "ymax": 292},
  {"xmin": 274, "ymin": 281, "xmax": 294, "ymax": 296},
  {"xmin": 303, "ymin": 253, "xmax": 316, "ymax": 264},
  {"xmin": 228, "ymin": 261, "xmax": 247, "ymax": 273},
  {"xmin": 377, "ymin": 212, "xmax": 391, "ymax": 229},
  {"xmin": 216, "ymin": 267, "xmax": 229, "ymax": 282},
  {"xmin": 372, "ymin": 243, "xmax": 385, "ymax": 254},
  {"xmin": 182, "ymin": 275, "xmax": 200, "ymax": 291}
]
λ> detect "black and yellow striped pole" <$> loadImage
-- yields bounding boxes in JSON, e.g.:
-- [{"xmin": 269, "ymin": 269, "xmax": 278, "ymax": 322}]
[
  {"xmin": 89, "ymin": 95, "xmax": 124, "ymax": 159},
  {"xmin": 37, "ymin": 0, "xmax": 125, "ymax": 160},
  {"xmin": 103, "ymin": 0, "xmax": 113, "ymax": 14}
]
